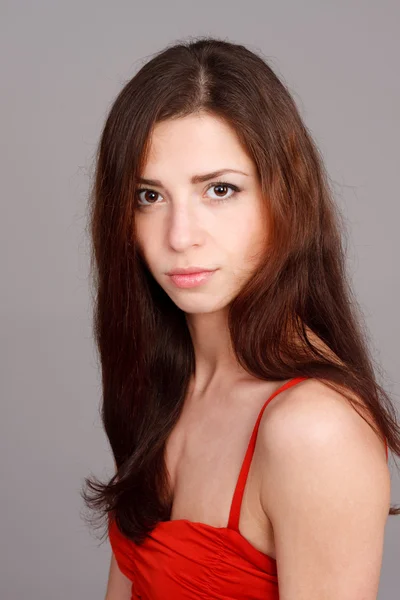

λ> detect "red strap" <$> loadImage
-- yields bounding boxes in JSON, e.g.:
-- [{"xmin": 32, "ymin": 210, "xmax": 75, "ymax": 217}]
[
  {"xmin": 227, "ymin": 376, "xmax": 390, "ymax": 531},
  {"xmin": 227, "ymin": 377, "xmax": 309, "ymax": 531}
]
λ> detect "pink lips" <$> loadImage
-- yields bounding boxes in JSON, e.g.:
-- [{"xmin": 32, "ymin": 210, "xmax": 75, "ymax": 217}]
[{"xmin": 168, "ymin": 270, "xmax": 217, "ymax": 288}]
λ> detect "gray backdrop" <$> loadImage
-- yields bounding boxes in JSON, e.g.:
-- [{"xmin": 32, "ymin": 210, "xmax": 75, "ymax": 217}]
[{"xmin": 1, "ymin": 1, "xmax": 399, "ymax": 598}]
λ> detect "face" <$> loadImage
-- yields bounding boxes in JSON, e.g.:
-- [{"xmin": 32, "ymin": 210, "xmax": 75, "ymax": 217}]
[{"xmin": 134, "ymin": 112, "xmax": 268, "ymax": 314}]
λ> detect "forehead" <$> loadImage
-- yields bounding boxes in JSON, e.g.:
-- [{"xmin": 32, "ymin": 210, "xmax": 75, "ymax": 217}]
[{"xmin": 142, "ymin": 113, "xmax": 255, "ymax": 177}]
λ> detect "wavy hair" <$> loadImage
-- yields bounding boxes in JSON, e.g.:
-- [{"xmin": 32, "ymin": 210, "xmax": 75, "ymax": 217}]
[{"xmin": 81, "ymin": 36, "xmax": 400, "ymax": 545}]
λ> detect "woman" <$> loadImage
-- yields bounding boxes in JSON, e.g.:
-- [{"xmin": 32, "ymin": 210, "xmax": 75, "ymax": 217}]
[{"xmin": 82, "ymin": 37, "xmax": 400, "ymax": 599}]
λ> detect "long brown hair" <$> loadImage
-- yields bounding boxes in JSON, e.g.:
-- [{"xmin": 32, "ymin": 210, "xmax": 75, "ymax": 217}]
[{"xmin": 81, "ymin": 36, "xmax": 400, "ymax": 545}]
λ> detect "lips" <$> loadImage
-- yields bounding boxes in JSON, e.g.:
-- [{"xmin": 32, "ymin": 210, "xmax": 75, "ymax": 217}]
[
  {"xmin": 167, "ymin": 269, "xmax": 217, "ymax": 289},
  {"xmin": 167, "ymin": 267, "xmax": 215, "ymax": 275}
]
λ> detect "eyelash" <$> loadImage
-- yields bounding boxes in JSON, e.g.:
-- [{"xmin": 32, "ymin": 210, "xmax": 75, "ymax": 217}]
[{"xmin": 134, "ymin": 181, "xmax": 241, "ymax": 207}]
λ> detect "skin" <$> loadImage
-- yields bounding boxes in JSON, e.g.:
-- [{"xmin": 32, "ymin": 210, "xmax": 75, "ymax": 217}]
[
  {"xmin": 134, "ymin": 111, "xmax": 269, "ymax": 395},
  {"xmin": 106, "ymin": 112, "xmax": 390, "ymax": 600}
]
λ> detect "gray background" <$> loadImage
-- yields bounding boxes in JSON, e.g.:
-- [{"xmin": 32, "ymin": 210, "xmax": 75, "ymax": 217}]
[{"xmin": 1, "ymin": 1, "xmax": 399, "ymax": 598}]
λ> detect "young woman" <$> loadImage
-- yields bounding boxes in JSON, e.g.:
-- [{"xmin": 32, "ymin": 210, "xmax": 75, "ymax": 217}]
[{"xmin": 82, "ymin": 37, "xmax": 400, "ymax": 600}]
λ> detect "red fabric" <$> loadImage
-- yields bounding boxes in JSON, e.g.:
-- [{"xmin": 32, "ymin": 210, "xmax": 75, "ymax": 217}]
[{"xmin": 108, "ymin": 376, "xmax": 389, "ymax": 599}]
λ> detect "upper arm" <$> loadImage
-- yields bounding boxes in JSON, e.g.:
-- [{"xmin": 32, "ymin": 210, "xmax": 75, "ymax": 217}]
[
  {"xmin": 105, "ymin": 465, "xmax": 131, "ymax": 599},
  {"xmin": 259, "ymin": 379, "xmax": 391, "ymax": 600},
  {"xmin": 104, "ymin": 552, "xmax": 132, "ymax": 600}
]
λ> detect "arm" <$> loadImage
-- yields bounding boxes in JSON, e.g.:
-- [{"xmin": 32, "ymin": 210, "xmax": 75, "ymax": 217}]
[
  {"xmin": 259, "ymin": 379, "xmax": 390, "ymax": 600},
  {"xmin": 104, "ymin": 463, "xmax": 132, "ymax": 599},
  {"xmin": 104, "ymin": 552, "xmax": 132, "ymax": 600}
]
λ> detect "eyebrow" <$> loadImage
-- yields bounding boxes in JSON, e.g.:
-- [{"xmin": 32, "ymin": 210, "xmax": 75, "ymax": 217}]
[{"xmin": 136, "ymin": 169, "xmax": 249, "ymax": 186}]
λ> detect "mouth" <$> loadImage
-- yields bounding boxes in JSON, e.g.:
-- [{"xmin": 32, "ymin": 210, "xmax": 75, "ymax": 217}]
[
  {"xmin": 166, "ymin": 267, "xmax": 216, "ymax": 275},
  {"xmin": 167, "ymin": 269, "xmax": 217, "ymax": 289}
]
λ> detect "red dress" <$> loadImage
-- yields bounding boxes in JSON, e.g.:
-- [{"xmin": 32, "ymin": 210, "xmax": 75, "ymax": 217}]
[{"xmin": 108, "ymin": 376, "xmax": 389, "ymax": 599}]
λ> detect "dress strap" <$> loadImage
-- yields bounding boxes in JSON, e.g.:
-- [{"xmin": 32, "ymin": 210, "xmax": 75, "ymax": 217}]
[{"xmin": 227, "ymin": 376, "xmax": 309, "ymax": 532}]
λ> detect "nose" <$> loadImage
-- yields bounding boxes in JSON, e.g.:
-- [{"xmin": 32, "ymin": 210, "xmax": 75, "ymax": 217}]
[{"xmin": 166, "ymin": 200, "xmax": 204, "ymax": 252}]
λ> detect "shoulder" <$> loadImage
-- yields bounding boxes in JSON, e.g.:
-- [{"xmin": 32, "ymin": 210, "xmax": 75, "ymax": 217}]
[
  {"xmin": 258, "ymin": 378, "xmax": 391, "ymax": 597},
  {"xmin": 259, "ymin": 377, "xmax": 388, "ymax": 469}
]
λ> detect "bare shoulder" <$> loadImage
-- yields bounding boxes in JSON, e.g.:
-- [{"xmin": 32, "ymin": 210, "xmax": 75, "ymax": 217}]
[
  {"xmin": 260, "ymin": 378, "xmax": 388, "ymax": 466},
  {"xmin": 258, "ymin": 378, "xmax": 391, "ymax": 600}
]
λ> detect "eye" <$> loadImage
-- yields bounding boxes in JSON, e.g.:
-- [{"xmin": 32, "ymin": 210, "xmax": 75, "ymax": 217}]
[
  {"xmin": 205, "ymin": 182, "xmax": 240, "ymax": 202},
  {"xmin": 134, "ymin": 181, "xmax": 241, "ymax": 208},
  {"xmin": 135, "ymin": 188, "xmax": 163, "ymax": 207}
]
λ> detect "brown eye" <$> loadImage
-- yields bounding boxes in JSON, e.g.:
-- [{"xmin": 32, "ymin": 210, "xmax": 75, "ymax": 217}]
[
  {"xmin": 136, "ymin": 189, "xmax": 162, "ymax": 206},
  {"xmin": 206, "ymin": 182, "xmax": 240, "ymax": 202},
  {"xmin": 214, "ymin": 185, "xmax": 229, "ymax": 197}
]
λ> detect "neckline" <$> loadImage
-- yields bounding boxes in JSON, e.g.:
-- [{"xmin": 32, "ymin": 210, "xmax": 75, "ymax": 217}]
[
  {"xmin": 156, "ymin": 378, "xmax": 310, "ymax": 563},
  {"xmin": 160, "ymin": 378, "xmax": 309, "ymax": 538},
  {"xmin": 154, "ymin": 517, "xmax": 278, "ymax": 569},
  {"xmin": 162, "ymin": 374, "xmax": 388, "ymax": 535}
]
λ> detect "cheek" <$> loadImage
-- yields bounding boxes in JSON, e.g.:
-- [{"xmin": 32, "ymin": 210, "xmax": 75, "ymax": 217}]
[{"xmin": 225, "ymin": 210, "xmax": 267, "ymax": 263}]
